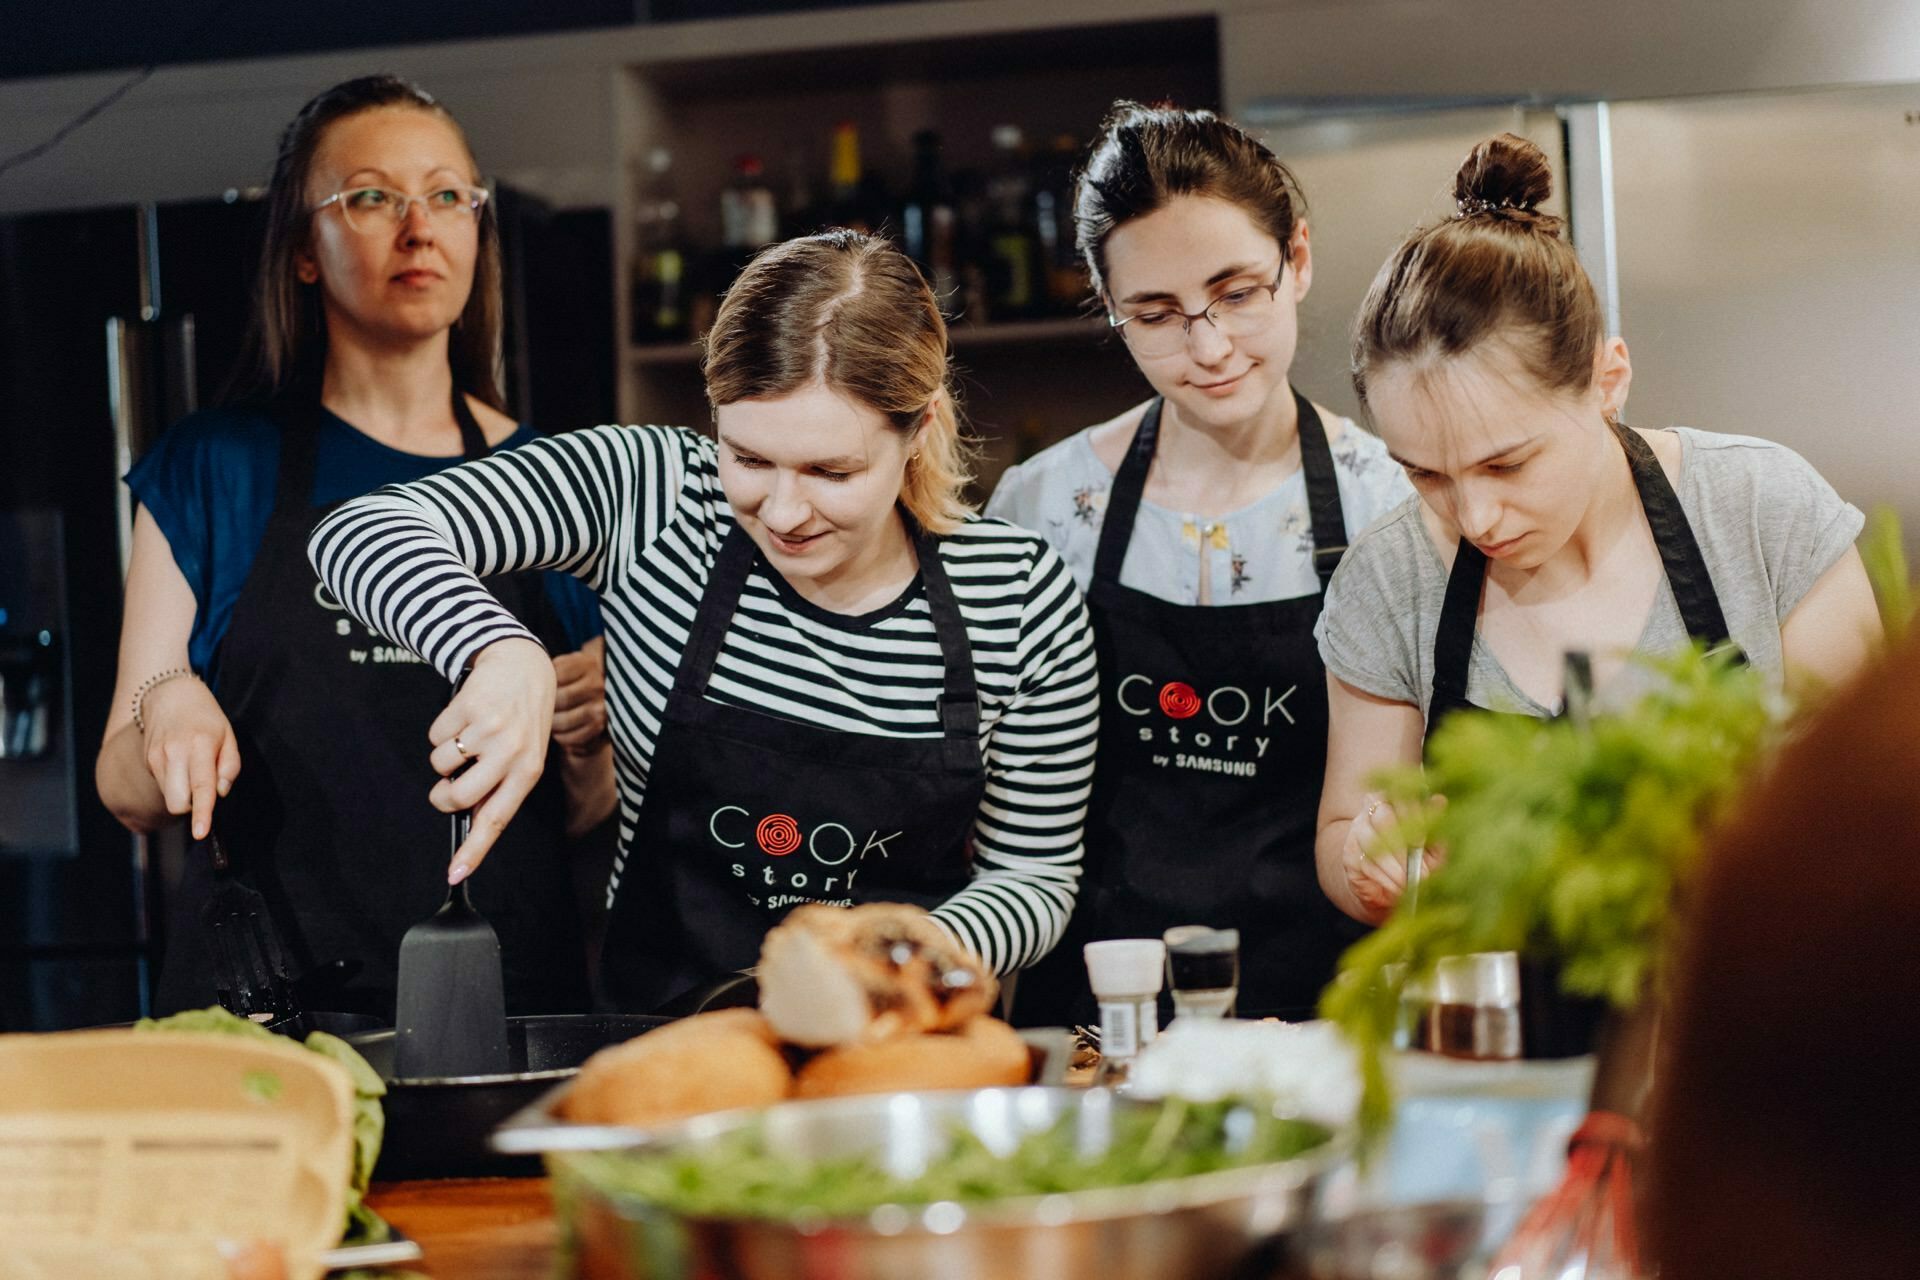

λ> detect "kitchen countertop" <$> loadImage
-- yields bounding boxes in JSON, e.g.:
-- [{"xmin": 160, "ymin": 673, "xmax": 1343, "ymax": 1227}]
[{"xmin": 365, "ymin": 1178, "xmax": 556, "ymax": 1279}]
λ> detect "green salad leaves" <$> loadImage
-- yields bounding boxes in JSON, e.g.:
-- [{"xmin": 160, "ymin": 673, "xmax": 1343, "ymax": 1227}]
[
  {"xmin": 569, "ymin": 1098, "xmax": 1329, "ymax": 1221},
  {"xmin": 133, "ymin": 1006, "xmax": 386, "ymax": 1241}
]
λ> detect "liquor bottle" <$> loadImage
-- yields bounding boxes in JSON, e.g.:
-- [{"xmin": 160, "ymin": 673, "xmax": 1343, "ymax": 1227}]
[
  {"xmin": 826, "ymin": 120, "xmax": 873, "ymax": 233},
  {"xmin": 720, "ymin": 154, "xmax": 780, "ymax": 251},
  {"xmin": 899, "ymin": 129, "xmax": 957, "ymax": 300},
  {"xmin": 628, "ymin": 146, "xmax": 687, "ymax": 344},
  {"xmin": 1037, "ymin": 133, "xmax": 1089, "ymax": 312},
  {"xmin": 984, "ymin": 124, "xmax": 1042, "ymax": 320}
]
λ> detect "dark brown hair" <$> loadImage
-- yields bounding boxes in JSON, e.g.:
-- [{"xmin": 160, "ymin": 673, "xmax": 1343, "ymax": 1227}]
[
  {"xmin": 1351, "ymin": 132, "xmax": 1601, "ymax": 411},
  {"xmin": 1074, "ymin": 100, "xmax": 1308, "ymax": 297},
  {"xmin": 224, "ymin": 74, "xmax": 506, "ymax": 410},
  {"xmin": 701, "ymin": 230, "xmax": 975, "ymax": 535}
]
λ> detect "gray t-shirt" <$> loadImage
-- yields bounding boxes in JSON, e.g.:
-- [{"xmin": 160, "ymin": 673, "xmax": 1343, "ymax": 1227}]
[
  {"xmin": 1313, "ymin": 427, "xmax": 1864, "ymax": 717},
  {"xmin": 987, "ymin": 408, "xmax": 1413, "ymax": 605}
]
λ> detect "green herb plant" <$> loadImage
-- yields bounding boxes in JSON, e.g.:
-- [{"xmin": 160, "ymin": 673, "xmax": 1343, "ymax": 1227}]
[{"xmin": 1319, "ymin": 645, "xmax": 1781, "ymax": 1139}]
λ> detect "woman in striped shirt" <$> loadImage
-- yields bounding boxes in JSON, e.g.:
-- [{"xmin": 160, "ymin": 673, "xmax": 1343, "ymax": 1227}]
[{"xmin": 310, "ymin": 231, "xmax": 1100, "ymax": 1011}]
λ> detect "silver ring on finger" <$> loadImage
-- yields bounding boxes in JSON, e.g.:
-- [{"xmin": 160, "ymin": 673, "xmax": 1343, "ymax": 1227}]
[{"xmin": 1365, "ymin": 800, "xmax": 1380, "ymax": 821}]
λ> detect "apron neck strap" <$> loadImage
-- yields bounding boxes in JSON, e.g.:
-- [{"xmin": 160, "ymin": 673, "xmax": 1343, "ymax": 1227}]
[
  {"xmin": 451, "ymin": 388, "xmax": 492, "ymax": 460},
  {"xmin": 1612, "ymin": 422, "xmax": 1731, "ymax": 649},
  {"xmin": 1091, "ymin": 392, "xmax": 1349, "ymax": 590},
  {"xmin": 1426, "ymin": 537, "xmax": 1487, "ymax": 737},
  {"xmin": 675, "ymin": 519, "xmax": 981, "ymax": 742},
  {"xmin": 1295, "ymin": 397, "xmax": 1349, "ymax": 591},
  {"xmin": 1090, "ymin": 398, "xmax": 1162, "ymax": 585}
]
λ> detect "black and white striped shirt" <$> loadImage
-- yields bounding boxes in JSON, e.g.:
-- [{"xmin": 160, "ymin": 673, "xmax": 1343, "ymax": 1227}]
[{"xmin": 309, "ymin": 424, "xmax": 1100, "ymax": 973}]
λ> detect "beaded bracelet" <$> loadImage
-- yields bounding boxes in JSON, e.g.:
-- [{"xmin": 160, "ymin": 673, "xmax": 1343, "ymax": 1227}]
[{"xmin": 132, "ymin": 668, "xmax": 197, "ymax": 733}]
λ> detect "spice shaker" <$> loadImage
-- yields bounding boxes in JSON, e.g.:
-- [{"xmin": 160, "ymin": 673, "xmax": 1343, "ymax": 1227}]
[{"xmin": 1084, "ymin": 938, "xmax": 1166, "ymax": 1088}]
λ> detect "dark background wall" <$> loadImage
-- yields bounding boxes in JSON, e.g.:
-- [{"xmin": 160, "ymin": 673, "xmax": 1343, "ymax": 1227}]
[{"xmin": 0, "ymin": 0, "xmax": 937, "ymax": 81}]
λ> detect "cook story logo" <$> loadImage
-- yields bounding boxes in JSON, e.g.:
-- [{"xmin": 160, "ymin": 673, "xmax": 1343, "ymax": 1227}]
[
  {"xmin": 1115, "ymin": 674, "xmax": 1301, "ymax": 779},
  {"xmin": 709, "ymin": 804, "xmax": 900, "ymax": 907}
]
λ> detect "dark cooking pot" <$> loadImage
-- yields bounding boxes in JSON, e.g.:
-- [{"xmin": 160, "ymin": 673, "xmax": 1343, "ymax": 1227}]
[{"xmin": 348, "ymin": 1012, "xmax": 668, "ymax": 1180}]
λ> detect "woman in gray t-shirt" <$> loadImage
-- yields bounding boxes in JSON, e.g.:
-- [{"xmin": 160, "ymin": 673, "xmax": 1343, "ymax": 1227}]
[{"xmin": 1312, "ymin": 132, "xmax": 1881, "ymax": 926}]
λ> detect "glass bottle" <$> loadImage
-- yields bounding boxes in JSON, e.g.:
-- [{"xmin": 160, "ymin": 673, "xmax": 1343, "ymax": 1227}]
[
  {"xmin": 984, "ymin": 124, "xmax": 1040, "ymax": 320},
  {"xmin": 628, "ymin": 146, "xmax": 686, "ymax": 344},
  {"xmin": 720, "ymin": 153, "xmax": 779, "ymax": 251},
  {"xmin": 1085, "ymin": 938, "xmax": 1165, "ymax": 1089},
  {"xmin": 900, "ymin": 129, "xmax": 957, "ymax": 300}
]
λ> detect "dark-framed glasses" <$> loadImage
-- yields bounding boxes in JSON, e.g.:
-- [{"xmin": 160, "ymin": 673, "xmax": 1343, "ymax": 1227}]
[
  {"xmin": 313, "ymin": 185, "xmax": 490, "ymax": 234},
  {"xmin": 1109, "ymin": 274, "xmax": 1283, "ymax": 358}
]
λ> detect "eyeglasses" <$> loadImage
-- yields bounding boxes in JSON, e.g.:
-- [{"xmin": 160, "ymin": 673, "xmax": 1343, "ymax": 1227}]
[
  {"xmin": 313, "ymin": 185, "xmax": 490, "ymax": 234},
  {"xmin": 1109, "ymin": 274, "xmax": 1284, "ymax": 358}
]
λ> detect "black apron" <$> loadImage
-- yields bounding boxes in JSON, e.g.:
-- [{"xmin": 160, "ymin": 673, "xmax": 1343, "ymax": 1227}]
[
  {"xmin": 598, "ymin": 521, "xmax": 989, "ymax": 1013},
  {"xmin": 1018, "ymin": 393, "xmax": 1364, "ymax": 1025},
  {"xmin": 1425, "ymin": 422, "xmax": 1736, "ymax": 742},
  {"xmin": 1420, "ymin": 424, "xmax": 1733, "ymax": 1057},
  {"xmin": 154, "ymin": 392, "xmax": 588, "ymax": 1019}
]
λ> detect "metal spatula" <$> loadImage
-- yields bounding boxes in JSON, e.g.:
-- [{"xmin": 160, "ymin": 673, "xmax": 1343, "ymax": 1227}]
[
  {"xmin": 391, "ymin": 808, "xmax": 510, "ymax": 1079},
  {"xmin": 200, "ymin": 832, "xmax": 301, "ymax": 1028}
]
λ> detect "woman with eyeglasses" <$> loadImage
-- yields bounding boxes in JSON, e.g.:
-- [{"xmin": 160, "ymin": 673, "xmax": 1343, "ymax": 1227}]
[
  {"xmin": 988, "ymin": 102, "xmax": 1412, "ymax": 1024},
  {"xmin": 96, "ymin": 75, "xmax": 613, "ymax": 1018}
]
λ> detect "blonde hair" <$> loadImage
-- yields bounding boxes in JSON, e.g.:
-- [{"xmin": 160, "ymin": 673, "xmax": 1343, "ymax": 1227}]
[{"xmin": 701, "ymin": 230, "xmax": 977, "ymax": 535}]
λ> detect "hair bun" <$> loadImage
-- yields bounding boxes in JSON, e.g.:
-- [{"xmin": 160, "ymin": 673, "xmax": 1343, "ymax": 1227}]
[{"xmin": 1453, "ymin": 133, "xmax": 1553, "ymax": 219}]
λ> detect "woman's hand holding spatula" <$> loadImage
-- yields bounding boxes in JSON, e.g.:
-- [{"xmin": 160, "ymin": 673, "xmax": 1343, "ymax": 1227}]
[{"xmin": 426, "ymin": 637, "xmax": 556, "ymax": 884}]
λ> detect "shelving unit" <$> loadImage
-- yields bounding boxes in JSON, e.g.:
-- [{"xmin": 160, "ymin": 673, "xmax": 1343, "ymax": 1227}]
[{"xmin": 609, "ymin": 16, "xmax": 1220, "ymax": 489}]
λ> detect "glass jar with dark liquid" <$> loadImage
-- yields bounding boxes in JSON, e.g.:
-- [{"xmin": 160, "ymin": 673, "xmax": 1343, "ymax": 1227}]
[{"xmin": 1162, "ymin": 926, "xmax": 1240, "ymax": 1022}]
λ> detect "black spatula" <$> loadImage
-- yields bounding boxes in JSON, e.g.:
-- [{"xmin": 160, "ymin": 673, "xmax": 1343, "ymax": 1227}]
[{"xmin": 391, "ymin": 807, "xmax": 511, "ymax": 1079}]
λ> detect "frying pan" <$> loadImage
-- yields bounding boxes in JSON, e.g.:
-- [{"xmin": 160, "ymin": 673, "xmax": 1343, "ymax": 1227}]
[{"xmin": 348, "ymin": 1012, "xmax": 667, "ymax": 1180}]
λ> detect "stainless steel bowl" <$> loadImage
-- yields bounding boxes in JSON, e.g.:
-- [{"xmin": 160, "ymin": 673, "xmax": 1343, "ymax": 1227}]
[{"xmin": 550, "ymin": 1086, "xmax": 1339, "ymax": 1280}]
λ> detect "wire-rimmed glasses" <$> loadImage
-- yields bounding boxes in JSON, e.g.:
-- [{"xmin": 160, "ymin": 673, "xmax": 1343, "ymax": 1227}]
[
  {"xmin": 1109, "ymin": 275, "xmax": 1283, "ymax": 358},
  {"xmin": 313, "ymin": 185, "xmax": 490, "ymax": 234}
]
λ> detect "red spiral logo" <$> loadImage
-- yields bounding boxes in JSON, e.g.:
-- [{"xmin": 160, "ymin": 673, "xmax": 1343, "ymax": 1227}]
[
  {"xmin": 1159, "ymin": 681, "xmax": 1202, "ymax": 719},
  {"xmin": 756, "ymin": 814, "xmax": 803, "ymax": 857}
]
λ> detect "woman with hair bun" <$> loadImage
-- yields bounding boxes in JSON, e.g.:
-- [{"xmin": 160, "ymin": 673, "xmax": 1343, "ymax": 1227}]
[
  {"xmin": 989, "ymin": 102, "xmax": 1411, "ymax": 1023},
  {"xmin": 1314, "ymin": 133, "xmax": 1881, "ymax": 925},
  {"xmin": 310, "ymin": 231, "xmax": 1100, "ymax": 1012}
]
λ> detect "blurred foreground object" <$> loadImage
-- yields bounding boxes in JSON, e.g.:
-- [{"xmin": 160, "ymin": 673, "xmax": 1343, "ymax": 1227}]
[
  {"xmin": 0, "ymin": 1027, "xmax": 354, "ymax": 1279},
  {"xmin": 1650, "ymin": 624, "xmax": 1920, "ymax": 1277}
]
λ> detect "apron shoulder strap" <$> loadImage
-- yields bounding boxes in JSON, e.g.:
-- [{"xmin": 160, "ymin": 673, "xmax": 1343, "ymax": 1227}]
[
  {"xmin": 673, "ymin": 523, "xmax": 758, "ymax": 698},
  {"xmin": 1090, "ymin": 399, "xmax": 1162, "ymax": 587},
  {"xmin": 1612, "ymin": 423, "xmax": 1734, "ymax": 650},
  {"xmin": 263, "ymin": 398, "xmax": 326, "ymax": 527},
  {"xmin": 912, "ymin": 527, "xmax": 982, "ymax": 741},
  {"xmin": 1294, "ymin": 394, "xmax": 1350, "ymax": 591},
  {"xmin": 450, "ymin": 388, "xmax": 492, "ymax": 460},
  {"xmin": 1427, "ymin": 538, "xmax": 1488, "ymax": 737}
]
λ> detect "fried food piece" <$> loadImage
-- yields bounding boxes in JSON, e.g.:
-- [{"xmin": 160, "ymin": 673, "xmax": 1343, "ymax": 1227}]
[
  {"xmin": 793, "ymin": 1016, "xmax": 1032, "ymax": 1099},
  {"xmin": 758, "ymin": 903, "xmax": 998, "ymax": 1048},
  {"xmin": 565, "ymin": 1009, "xmax": 791, "ymax": 1128}
]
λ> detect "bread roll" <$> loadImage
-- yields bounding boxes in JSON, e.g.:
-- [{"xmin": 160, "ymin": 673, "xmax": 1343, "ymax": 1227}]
[
  {"xmin": 758, "ymin": 903, "xmax": 999, "ymax": 1048},
  {"xmin": 794, "ymin": 1016, "xmax": 1032, "ymax": 1099},
  {"xmin": 566, "ymin": 1009, "xmax": 791, "ymax": 1127}
]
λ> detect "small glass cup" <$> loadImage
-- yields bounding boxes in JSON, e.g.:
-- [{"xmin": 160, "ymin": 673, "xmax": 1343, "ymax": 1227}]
[{"xmin": 1162, "ymin": 925, "xmax": 1240, "ymax": 1022}]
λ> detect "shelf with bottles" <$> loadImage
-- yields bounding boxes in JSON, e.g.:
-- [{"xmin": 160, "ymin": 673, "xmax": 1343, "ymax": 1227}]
[{"xmin": 617, "ymin": 18, "xmax": 1218, "ymax": 374}]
